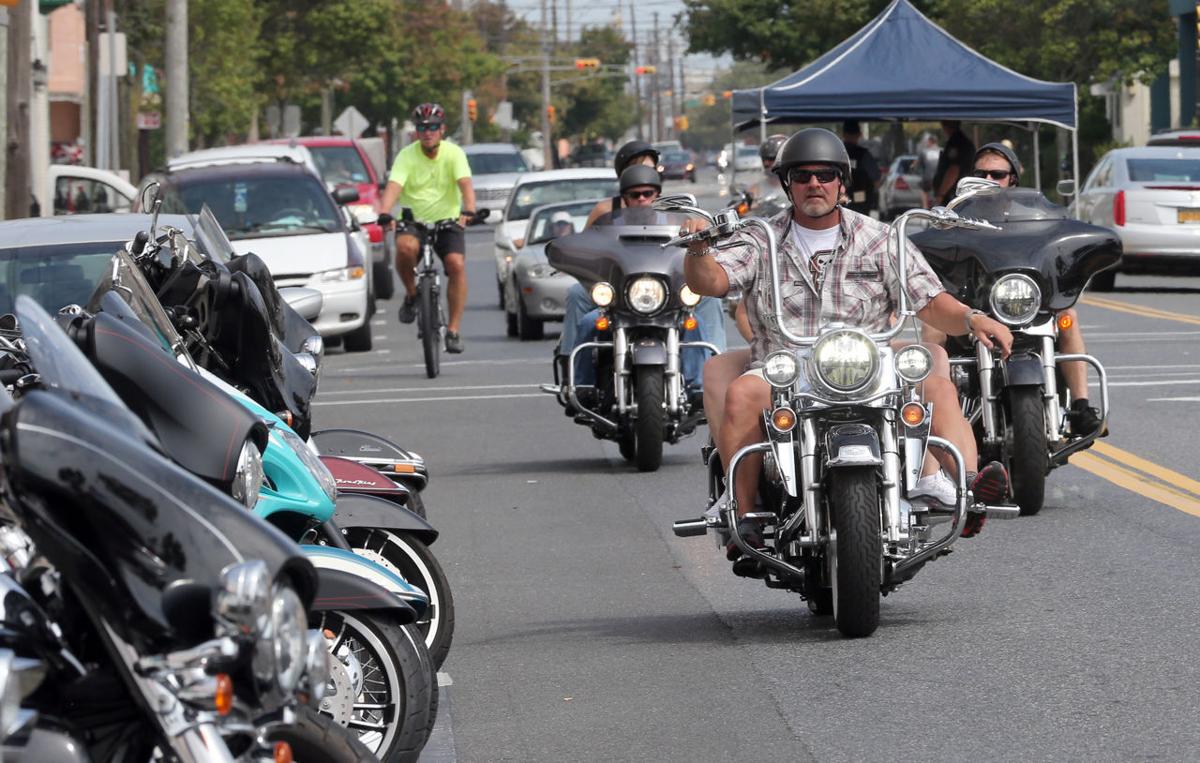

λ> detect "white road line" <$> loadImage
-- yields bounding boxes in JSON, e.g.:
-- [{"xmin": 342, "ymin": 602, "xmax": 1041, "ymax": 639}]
[
  {"xmin": 328, "ymin": 357, "xmax": 543, "ymax": 373},
  {"xmin": 313, "ymin": 392, "xmax": 546, "ymax": 406},
  {"xmin": 1148, "ymin": 396, "xmax": 1200, "ymax": 402},
  {"xmin": 1088, "ymin": 378, "xmax": 1200, "ymax": 388},
  {"xmin": 1089, "ymin": 330, "xmax": 1200, "ymax": 337},
  {"xmin": 1087, "ymin": 336, "xmax": 1200, "ymax": 343},
  {"xmin": 1105, "ymin": 363, "xmax": 1200, "ymax": 370},
  {"xmin": 375, "ymin": 335, "xmax": 389, "ymax": 341},
  {"xmin": 1107, "ymin": 370, "xmax": 1200, "ymax": 379},
  {"xmin": 321, "ymin": 384, "xmax": 540, "ymax": 396},
  {"xmin": 371, "ymin": 320, "xmax": 386, "ymax": 326}
]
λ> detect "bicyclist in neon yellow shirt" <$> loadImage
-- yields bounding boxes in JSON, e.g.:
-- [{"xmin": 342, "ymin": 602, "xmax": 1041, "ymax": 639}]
[{"xmin": 376, "ymin": 102, "xmax": 477, "ymax": 353}]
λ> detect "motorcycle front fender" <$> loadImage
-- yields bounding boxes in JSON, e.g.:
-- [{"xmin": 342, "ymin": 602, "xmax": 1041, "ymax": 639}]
[
  {"xmin": 825, "ymin": 423, "xmax": 883, "ymax": 467},
  {"xmin": 630, "ymin": 337, "xmax": 667, "ymax": 366},
  {"xmin": 1002, "ymin": 352, "xmax": 1044, "ymax": 387},
  {"xmin": 302, "ymin": 545, "xmax": 427, "ymax": 618},
  {"xmin": 332, "ymin": 493, "xmax": 437, "ymax": 546}
]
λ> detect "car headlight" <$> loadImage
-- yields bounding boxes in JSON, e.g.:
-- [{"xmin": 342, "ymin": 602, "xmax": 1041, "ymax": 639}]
[
  {"xmin": 276, "ymin": 427, "xmax": 337, "ymax": 502},
  {"xmin": 811, "ymin": 329, "xmax": 880, "ymax": 393},
  {"xmin": 679, "ymin": 285, "xmax": 701, "ymax": 307},
  {"xmin": 894, "ymin": 344, "xmax": 933, "ymax": 384},
  {"xmin": 591, "ymin": 282, "xmax": 615, "ymax": 307},
  {"xmin": 528, "ymin": 263, "xmax": 555, "ymax": 278},
  {"xmin": 348, "ymin": 204, "xmax": 377, "ymax": 225},
  {"xmin": 989, "ymin": 274, "xmax": 1041, "ymax": 325},
  {"xmin": 230, "ymin": 440, "xmax": 265, "ymax": 508},
  {"xmin": 318, "ymin": 266, "xmax": 365, "ymax": 282},
  {"xmin": 763, "ymin": 350, "xmax": 799, "ymax": 387},
  {"xmin": 269, "ymin": 587, "xmax": 307, "ymax": 692},
  {"xmin": 626, "ymin": 276, "xmax": 667, "ymax": 314}
]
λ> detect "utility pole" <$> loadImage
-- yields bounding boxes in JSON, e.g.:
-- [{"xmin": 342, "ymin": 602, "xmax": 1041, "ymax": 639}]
[
  {"xmin": 164, "ymin": 0, "xmax": 189, "ymax": 158},
  {"xmin": 565, "ymin": 0, "xmax": 572, "ymax": 43},
  {"xmin": 540, "ymin": 0, "xmax": 553, "ymax": 170},
  {"xmin": 6, "ymin": 0, "xmax": 32, "ymax": 219},
  {"xmin": 651, "ymin": 12, "xmax": 661, "ymax": 143},
  {"xmin": 667, "ymin": 36, "xmax": 677, "ymax": 138},
  {"xmin": 551, "ymin": 0, "xmax": 558, "ymax": 49},
  {"xmin": 629, "ymin": 0, "xmax": 642, "ymax": 140}
]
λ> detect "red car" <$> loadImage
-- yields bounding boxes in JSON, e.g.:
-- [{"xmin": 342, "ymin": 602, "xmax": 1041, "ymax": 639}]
[{"xmin": 267, "ymin": 137, "xmax": 394, "ymax": 298}]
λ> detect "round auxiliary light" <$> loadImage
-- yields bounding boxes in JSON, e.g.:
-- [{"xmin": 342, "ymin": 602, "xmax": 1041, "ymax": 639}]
[
  {"xmin": 894, "ymin": 344, "xmax": 933, "ymax": 385},
  {"xmin": 679, "ymin": 284, "xmax": 701, "ymax": 307},
  {"xmin": 762, "ymin": 351, "xmax": 799, "ymax": 388},
  {"xmin": 591, "ymin": 282, "xmax": 615, "ymax": 307}
]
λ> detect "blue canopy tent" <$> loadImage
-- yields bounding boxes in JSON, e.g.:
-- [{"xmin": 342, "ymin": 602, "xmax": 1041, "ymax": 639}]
[{"xmin": 730, "ymin": 0, "xmax": 1078, "ymax": 191}]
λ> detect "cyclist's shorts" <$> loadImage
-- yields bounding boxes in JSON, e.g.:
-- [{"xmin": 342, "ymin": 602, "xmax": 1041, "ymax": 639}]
[{"xmin": 396, "ymin": 222, "xmax": 465, "ymax": 265}]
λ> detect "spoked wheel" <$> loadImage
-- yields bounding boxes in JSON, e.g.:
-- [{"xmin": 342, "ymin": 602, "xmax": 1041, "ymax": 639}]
[
  {"xmin": 418, "ymin": 278, "xmax": 440, "ymax": 379},
  {"xmin": 634, "ymin": 366, "xmax": 665, "ymax": 472},
  {"xmin": 1008, "ymin": 387, "xmax": 1048, "ymax": 515},
  {"xmin": 316, "ymin": 610, "xmax": 432, "ymax": 762},
  {"xmin": 264, "ymin": 706, "xmax": 377, "ymax": 762},
  {"xmin": 345, "ymin": 528, "xmax": 456, "ymax": 670},
  {"xmin": 828, "ymin": 467, "xmax": 881, "ymax": 638}
]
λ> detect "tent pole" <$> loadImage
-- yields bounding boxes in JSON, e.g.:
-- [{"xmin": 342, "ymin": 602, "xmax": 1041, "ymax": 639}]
[
  {"xmin": 759, "ymin": 88, "xmax": 767, "ymax": 144},
  {"xmin": 1032, "ymin": 121, "xmax": 1041, "ymax": 191},
  {"xmin": 1071, "ymin": 128, "xmax": 1080, "ymax": 216},
  {"xmin": 730, "ymin": 118, "xmax": 737, "ymax": 189}
]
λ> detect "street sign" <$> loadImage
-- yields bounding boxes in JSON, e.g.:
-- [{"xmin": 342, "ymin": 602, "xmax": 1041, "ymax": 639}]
[
  {"xmin": 136, "ymin": 111, "xmax": 161, "ymax": 130},
  {"xmin": 493, "ymin": 101, "xmax": 516, "ymax": 130},
  {"xmin": 98, "ymin": 32, "xmax": 127, "ymax": 77},
  {"xmin": 333, "ymin": 106, "xmax": 368, "ymax": 138}
]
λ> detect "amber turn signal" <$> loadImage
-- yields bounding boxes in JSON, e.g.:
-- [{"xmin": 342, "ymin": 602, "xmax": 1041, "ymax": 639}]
[
  {"xmin": 391, "ymin": 463, "xmax": 417, "ymax": 474},
  {"xmin": 901, "ymin": 402, "xmax": 926, "ymax": 426},
  {"xmin": 595, "ymin": 315, "xmax": 610, "ymax": 331},
  {"xmin": 683, "ymin": 316, "xmax": 698, "ymax": 331},
  {"xmin": 770, "ymin": 407, "xmax": 797, "ymax": 432},
  {"xmin": 215, "ymin": 673, "xmax": 233, "ymax": 716},
  {"xmin": 274, "ymin": 741, "xmax": 294, "ymax": 763},
  {"xmin": 1057, "ymin": 312, "xmax": 1073, "ymax": 331}
]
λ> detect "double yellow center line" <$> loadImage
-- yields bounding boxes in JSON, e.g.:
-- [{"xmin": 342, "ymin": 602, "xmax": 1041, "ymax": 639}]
[{"xmin": 1072, "ymin": 442, "xmax": 1200, "ymax": 517}]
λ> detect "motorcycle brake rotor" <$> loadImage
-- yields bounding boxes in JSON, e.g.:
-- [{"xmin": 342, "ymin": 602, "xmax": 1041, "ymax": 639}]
[{"xmin": 320, "ymin": 645, "xmax": 358, "ymax": 725}]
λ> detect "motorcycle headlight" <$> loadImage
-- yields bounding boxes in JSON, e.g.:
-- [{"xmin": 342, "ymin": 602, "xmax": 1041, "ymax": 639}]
[
  {"xmin": 230, "ymin": 440, "xmax": 265, "ymax": 508},
  {"xmin": 276, "ymin": 427, "xmax": 337, "ymax": 502},
  {"xmin": 812, "ymin": 329, "xmax": 880, "ymax": 393},
  {"xmin": 894, "ymin": 344, "xmax": 933, "ymax": 384},
  {"xmin": 591, "ymin": 282, "xmax": 615, "ymax": 307},
  {"xmin": 217, "ymin": 560, "xmax": 271, "ymax": 636},
  {"xmin": 318, "ymin": 266, "xmax": 365, "ymax": 282},
  {"xmin": 301, "ymin": 334, "xmax": 324, "ymax": 361},
  {"xmin": 270, "ymin": 587, "xmax": 307, "ymax": 693},
  {"xmin": 763, "ymin": 350, "xmax": 799, "ymax": 388},
  {"xmin": 303, "ymin": 630, "xmax": 330, "ymax": 703},
  {"xmin": 296, "ymin": 352, "xmax": 319, "ymax": 381},
  {"xmin": 626, "ymin": 276, "xmax": 667, "ymax": 314},
  {"xmin": 679, "ymin": 284, "xmax": 701, "ymax": 307},
  {"xmin": 989, "ymin": 274, "xmax": 1041, "ymax": 325}
]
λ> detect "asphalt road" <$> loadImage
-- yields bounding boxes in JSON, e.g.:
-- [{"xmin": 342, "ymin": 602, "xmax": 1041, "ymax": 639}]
[{"xmin": 318, "ymin": 174, "xmax": 1200, "ymax": 762}]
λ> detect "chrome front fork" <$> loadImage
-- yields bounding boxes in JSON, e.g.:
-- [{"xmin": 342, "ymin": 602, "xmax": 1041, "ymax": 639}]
[
  {"xmin": 1042, "ymin": 335, "xmax": 1063, "ymax": 442},
  {"xmin": 666, "ymin": 327, "xmax": 681, "ymax": 414},
  {"xmin": 613, "ymin": 326, "xmax": 629, "ymax": 413},
  {"xmin": 976, "ymin": 341, "xmax": 999, "ymax": 444}
]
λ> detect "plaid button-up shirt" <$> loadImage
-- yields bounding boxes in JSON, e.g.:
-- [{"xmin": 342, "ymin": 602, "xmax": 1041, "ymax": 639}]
[{"xmin": 714, "ymin": 207, "xmax": 945, "ymax": 362}]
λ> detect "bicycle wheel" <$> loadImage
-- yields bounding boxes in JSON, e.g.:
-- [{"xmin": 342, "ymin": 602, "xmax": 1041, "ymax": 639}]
[{"xmin": 419, "ymin": 276, "xmax": 440, "ymax": 379}]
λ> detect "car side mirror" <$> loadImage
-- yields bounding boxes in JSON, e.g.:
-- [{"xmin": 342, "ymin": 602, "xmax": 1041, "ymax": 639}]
[
  {"xmin": 333, "ymin": 187, "xmax": 360, "ymax": 205},
  {"xmin": 1056, "ymin": 179, "xmax": 1077, "ymax": 198}
]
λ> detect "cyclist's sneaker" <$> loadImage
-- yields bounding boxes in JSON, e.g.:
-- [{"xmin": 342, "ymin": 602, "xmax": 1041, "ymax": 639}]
[
  {"xmin": 398, "ymin": 294, "xmax": 418, "ymax": 324},
  {"xmin": 910, "ymin": 470, "xmax": 957, "ymax": 508},
  {"xmin": 969, "ymin": 461, "xmax": 1010, "ymax": 505},
  {"xmin": 445, "ymin": 331, "xmax": 465, "ymax": 354}
]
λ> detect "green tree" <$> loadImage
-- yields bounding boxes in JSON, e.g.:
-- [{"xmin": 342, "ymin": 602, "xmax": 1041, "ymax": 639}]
[
  {"xmin": 681, "ymin": 61, "xmax": 784, "ymax": 151},
  {"xmin": 190, "ymin": 0, "xmax": 264, "ymax": 145},
  {"xmin": 556, "ymin": 26, "xmax": 637, "ymax": 142}
]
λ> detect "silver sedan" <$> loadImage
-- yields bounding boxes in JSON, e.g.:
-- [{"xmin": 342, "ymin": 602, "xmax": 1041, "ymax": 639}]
[
  {"xmin": 504, "ymin": 199, "xmax": 600, "ymax": 340},
  {"xmin": 1074, "ymin": 146, "xmax": 1200, "ymax": 290}
]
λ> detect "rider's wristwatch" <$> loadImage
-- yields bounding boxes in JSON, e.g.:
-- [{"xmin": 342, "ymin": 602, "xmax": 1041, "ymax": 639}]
[
  {"xmin": 686, "ymin": 244, "xmax": 712, "ymax": 258},
  {"xmin": 965, "ymin": 308, "xmax": 986, "ymax": 334}
]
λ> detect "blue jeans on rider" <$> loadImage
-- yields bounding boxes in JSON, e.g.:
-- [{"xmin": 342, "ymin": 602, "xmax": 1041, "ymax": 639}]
[{"xmin": 558, "ymin": 283, "xmax": 726, "ymax": 387}]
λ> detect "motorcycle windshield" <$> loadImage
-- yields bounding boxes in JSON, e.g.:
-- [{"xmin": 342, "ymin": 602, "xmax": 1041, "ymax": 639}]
[
  {"xmin": 88, "ymin": 251, "xmax": 192, "ymax": 362},
  {"xmin": 191, "ymin": 204, "xmax": 235, "ymax": 264},
  {"xmin": 546, "ymin": 209, "xmax": 690, "ymax": 287}
]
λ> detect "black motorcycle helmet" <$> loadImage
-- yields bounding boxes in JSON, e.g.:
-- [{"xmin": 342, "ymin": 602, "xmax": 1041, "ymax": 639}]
[
  {"xmin": 974, "ymin": 142, "xmax": 1022, "ymax": 186},
  {"xmin": 772, "ymin": 127, "xmax": 851, "ymax": 182},
  {"xmin": 758, "ymin": 134, "xmax": 788, "ymax": 165},
  {"xmin": 614, "ymin": 140, "xmax": 660, "ymax": 175},
  {"xmin": 619, "ymin": 164, "xmax": 662, "ymax": 195}
]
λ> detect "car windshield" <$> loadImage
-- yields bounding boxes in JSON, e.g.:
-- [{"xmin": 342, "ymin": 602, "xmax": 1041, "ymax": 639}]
[
  {"xmin": 172, "ymin": 174, "xmax": 342, "ymax": 240},
  {"xmin": 528, "ymin": 200, "xmax": 597, "ymax": 245},
  {"xmin": 508, "ymin": 178, "xmax": 618, "ymax": 221},
  {"xmin": 895, "ymin": 156, "xmax": 918, "ymax": 174},
  {"xmin": 737, "ymin": 147, "xmax": 758, "ymax": 157},
  {"xmin": 664, "ymin": 152, "xmax": 690, "ymax": 164},
  {"xmin": 467, "ymin": 152, "xmax": 528, "ymax": 175},
  {"xmin": 0, "ymin": 241, "xmax": 121, "ymax": 316},
  {"xmin": 1126, "ymin": 158, "xmax": 1200, "ymax": 183},
  {"xmin": 309, "ymin": 145, "xmax": 372, "ymax": 187}
]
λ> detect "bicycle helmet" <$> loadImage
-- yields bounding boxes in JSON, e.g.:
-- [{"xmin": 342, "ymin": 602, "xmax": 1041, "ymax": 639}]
[
  {"xmin": 772, "ymin": 128, "xmax": 851, "ymax": 182},
  {"xmin": 759, "ymin": 134, "xmax": 788, "ymax": 164},
  {"xmin": 974, "ymin": 142, "xmax": 1022, "ymax": 186},
  {"xmin": 619, "ymin": 164, "xmax": 662, "ymax": 194},
  {"xmin": 614, "ymin": 140, "xmax": 659, "ymax": 175},
  {"xmin": 412, "ymin": 102, "xmax": 446, "ymax": 127}
]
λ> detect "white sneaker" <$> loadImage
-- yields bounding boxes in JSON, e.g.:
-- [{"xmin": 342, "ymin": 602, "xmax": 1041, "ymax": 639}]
[
  {"xmin": 703, "ymin": 486, "xmax": 731, "ymax": 524},
  {"xmin": 910, "ymin": 470, "xmax": 957, "ymax": 507}
]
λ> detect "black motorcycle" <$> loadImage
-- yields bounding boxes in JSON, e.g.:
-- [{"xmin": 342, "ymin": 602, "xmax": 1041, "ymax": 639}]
[
  {"xmin": 913, "ymin": 184, "xmax": 1120, "ymax": 514},
  {"xmin": 0, "ymin": 296, "xmax": 372, "ymax": 761},
  {"xmin": 542, "ymin": 203, "xmax": 720, "ymax": 471}
]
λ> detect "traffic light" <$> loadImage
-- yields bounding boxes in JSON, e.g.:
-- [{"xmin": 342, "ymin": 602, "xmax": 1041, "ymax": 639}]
[
  {"xmin": 635, "ymin": 66, "xmax": 656, "ymax": 75},
  {"xmin": 674, "ymin": 115, "xmax": 689, "ymax": 132},
  {"xmin": 575, "ymin": 58, "xmax": 601, "ymax": 70},
  {"xmin": 703, "ymin": 94, "xmax": 717, "ymax": 107},
  {"xmin": 722, "ymin": 90, "xmax": 733, "ymax": 99},
  {"xmin": 547, "ymin": 105, "xmax": 557, "ymax": 124},
  {"xmin": 467, "ymin": 98, "xmax": 478, "ymax": 122}
]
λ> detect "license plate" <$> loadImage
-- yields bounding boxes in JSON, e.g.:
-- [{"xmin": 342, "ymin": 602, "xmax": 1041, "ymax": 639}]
[{"xmin": 1178, "ymin": 208, "xmax": 1200, "ymax": 223}]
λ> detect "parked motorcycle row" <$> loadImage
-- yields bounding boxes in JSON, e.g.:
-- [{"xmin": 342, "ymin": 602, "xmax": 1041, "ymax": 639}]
[
  {"xmin": 0, "ymin": 197, "xmax": 455, "ymax": 761},
  {"xmin": 539, "ymin": 177, "xmax": 1118, "ymax": 639}
]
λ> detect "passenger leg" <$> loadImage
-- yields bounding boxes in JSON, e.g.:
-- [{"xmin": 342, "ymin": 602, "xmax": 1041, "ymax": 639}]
[{"xmin": 702, "ymin": 349, "xmax": 750, "ymax": 443}]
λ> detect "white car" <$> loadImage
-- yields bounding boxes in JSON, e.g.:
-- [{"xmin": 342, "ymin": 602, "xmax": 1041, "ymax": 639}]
[
  {"xmin": 147, "ymin": 157, "xmax": 375, "ymax": 351},
  {"xmin": 167, "ymin": 143, "xmax": 322, "ymax": 177},
  {"xmin": 463, "ymin": 143, "xmax": 529, "ymax": 223},
  {"xmin": 492, "ymin": 168, "xmax": 618, "ymax": 309},
  {"xmin": 47, "ymin": 165, "xmax": 136, "ymax": 216},
  {"xmin": 732, "ymin": 145, "xmax": 763, "ymax": 173}
]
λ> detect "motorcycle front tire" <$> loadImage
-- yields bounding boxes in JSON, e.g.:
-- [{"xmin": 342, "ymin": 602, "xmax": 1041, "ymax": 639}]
[
  {"xmin": 266, "ymin": 706, "xmax": 378, "ymax": 763},
  {"xmin": 1008, "ymin": 387, "xmax": 1048, "ymax": 515},
  {"xmin": 634, "ymin": 366, "xmax": 665, "ymax": 472},
  {"xmin": 828, "ymin": 466, "xmax": 881, "ymax": 638}
]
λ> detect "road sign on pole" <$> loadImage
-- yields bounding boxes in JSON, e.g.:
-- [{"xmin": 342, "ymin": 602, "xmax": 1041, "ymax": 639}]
[{"xmin": 333, "ymin": 106, "xmax": 368, "ymax": 138}]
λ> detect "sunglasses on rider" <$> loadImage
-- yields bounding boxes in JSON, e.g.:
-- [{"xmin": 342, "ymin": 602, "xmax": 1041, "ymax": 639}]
[
  {"xmin": 415, "ymin": 123, "xmax": 442, "ymax": 133},
  {"xmin": 623, "ymin": 189, "xmax": 658, "ymax": 200},
  {"xmin": 973, "ymin": 169, "xmax": 1012, "ymax": 181},
  {"xmin": 788, "ymin": 168, "xmax": 840, "ymax": 185}
]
